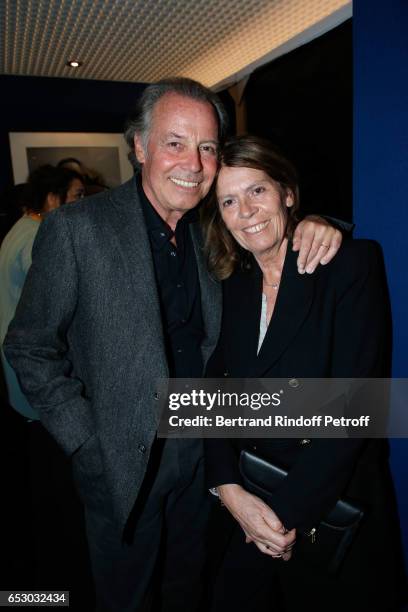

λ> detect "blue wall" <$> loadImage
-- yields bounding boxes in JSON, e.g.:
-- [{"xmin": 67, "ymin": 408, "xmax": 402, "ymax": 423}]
[{"xmin": 354, "ymin": 0, "xmax": 408, "ymax": 561}]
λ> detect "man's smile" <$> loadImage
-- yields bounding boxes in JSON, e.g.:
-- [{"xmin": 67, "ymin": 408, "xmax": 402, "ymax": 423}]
[{"xmin": 169, "ymin": 177, "xmax": 201, "ymax": 188}]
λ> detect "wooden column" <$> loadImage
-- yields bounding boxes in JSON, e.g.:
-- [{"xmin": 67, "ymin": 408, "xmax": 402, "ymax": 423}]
[{"xmin": 228, "ymin": 76, "xmax": 250, "ymax": 135}]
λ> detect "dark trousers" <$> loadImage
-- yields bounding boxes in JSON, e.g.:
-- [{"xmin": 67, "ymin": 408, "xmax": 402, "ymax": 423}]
[{"xmin": 84, "ymin": 439, "xmax": 210, "ymax": 612}]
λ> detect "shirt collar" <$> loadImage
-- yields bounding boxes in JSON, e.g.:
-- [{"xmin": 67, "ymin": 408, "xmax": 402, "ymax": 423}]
[{"xmin": 137, "ymin": 174, "xmax": 199, "ymax": 246}]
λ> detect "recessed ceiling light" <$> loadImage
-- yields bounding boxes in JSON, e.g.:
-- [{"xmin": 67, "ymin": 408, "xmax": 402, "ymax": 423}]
[{"xmin": 66, "ymin": 60, "xmax": 82, "ymax": 68}]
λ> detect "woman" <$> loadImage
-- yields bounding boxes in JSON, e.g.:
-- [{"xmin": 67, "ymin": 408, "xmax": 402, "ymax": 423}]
[{"xmin": 202, "ymin": 135, "xmax": 405, "ymax": 611}]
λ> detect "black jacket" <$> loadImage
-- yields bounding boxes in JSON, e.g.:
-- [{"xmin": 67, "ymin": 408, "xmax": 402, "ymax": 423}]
[{"xmin": 205, "ymin": 240, "xmax": 392, "ymax": 531}]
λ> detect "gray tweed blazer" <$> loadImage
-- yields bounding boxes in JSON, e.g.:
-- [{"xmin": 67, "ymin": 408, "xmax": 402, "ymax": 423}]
[{"xmin": 4, "ymin": 177, "xmax": 222, "ymax": 528}]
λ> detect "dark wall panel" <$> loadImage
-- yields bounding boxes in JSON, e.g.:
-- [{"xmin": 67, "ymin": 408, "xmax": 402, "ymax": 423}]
[
  {"xmin": 0, "ymin": 75, "xmax": 147, "ymax": 193},
  {"xmin": 246, "ymin": 21, "xmax": 352, "ymax": 220}
]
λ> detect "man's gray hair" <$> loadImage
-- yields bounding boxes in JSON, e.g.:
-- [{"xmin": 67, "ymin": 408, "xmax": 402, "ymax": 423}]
[{"xmin": 124, "ymin": 77, "xmax": 229, "ymax": 169}]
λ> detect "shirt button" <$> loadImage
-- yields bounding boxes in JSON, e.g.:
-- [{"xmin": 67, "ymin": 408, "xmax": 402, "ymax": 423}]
[
  {"xmin": 289, "ymin": 378, "xmax": 299, "ymax": 388},
  {"xmin": 160, "ymin": 232, "xmax": 166, "ymax": 237},
  {"xmin": 138, "ymin": 443, "xmax": 146, "ymax": 454},
  {"xmin": 170, "ymin": 251, "xmax": 176, "ymax": 257}
]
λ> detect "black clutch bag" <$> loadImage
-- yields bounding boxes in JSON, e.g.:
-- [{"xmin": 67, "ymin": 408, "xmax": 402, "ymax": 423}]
[{"xmin": 239, "ymin": 450, "xmax": 365, "ymax": 574}]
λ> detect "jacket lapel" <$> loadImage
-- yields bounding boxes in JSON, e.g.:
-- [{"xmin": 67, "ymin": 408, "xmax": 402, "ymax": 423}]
[
  {"xmin": 108, "ymin": 178, "xmax": 165, "ymax": 349},
  {"xmin": 223, "ymin": 264, "xmax": 263, "ymax": 377},
  {"xmin": 107, "ymin": 180, "xmax": 222, "ymax": 373},
  {"xmin": 190, "ymin": 223, "xmax": 222, "ymax": 368},
  {"xmin": 252, "ymin": 247, "xmax": 315, "ymax": 376}
]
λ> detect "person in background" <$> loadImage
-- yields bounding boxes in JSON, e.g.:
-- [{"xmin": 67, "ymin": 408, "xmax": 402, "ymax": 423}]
[
  {"xmin": 57, "ymin": 156, "xmax": 84, "ymax": 176},
  {"xmin": 57, "ymin": 157, "xmax": 108, "ymax": 195},
  {"xmin": 0, "ymin": 164, "xmax": 88, "ymax": 599},
  {"xmin": 0, "ymin": 183, "xmax": 32, "ymax": 244},
  {"xmin": 0, "ymin": 164, "xmax": 85, "ymax": 414},
  {"xmin": 202, "ymin": 135, "xmax": 406, "ymax": 612}
]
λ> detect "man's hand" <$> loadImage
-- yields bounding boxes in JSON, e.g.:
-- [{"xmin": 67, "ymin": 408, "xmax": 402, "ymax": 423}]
[
  {"xmin": 218, "ymin": 484, "xmax": 296, "ymax": 559},
  {"xmin": 293, "ymin": 215, "xmax": 342, "ymax": 274}
]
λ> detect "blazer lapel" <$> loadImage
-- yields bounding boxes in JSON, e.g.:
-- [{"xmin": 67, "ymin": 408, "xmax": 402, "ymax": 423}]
[
  {"xmin": 108, "ymin": 178, "xmax": 165, "ymax": 346},
  {"xmin": 190, "ymin": 223, "xmax": 222, "ymax": 367},
  {"xmin": 223, "ymin": 264, "xmax": 263, "ymax": 377},
  {"xmin": 253, "ymin": 247, "xmax": 315, "ymax": 376}
]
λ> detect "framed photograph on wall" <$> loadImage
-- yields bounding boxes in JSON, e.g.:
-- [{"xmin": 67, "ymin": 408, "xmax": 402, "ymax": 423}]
[{"xmin": 8, "ymin": 132, "xmax": 133, "ymax": 187}]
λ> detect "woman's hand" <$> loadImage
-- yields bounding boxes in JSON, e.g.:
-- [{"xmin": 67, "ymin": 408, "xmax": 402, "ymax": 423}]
[{"xmin": 218, "ymin": 484, "xmax": 296, "ymax": 559}]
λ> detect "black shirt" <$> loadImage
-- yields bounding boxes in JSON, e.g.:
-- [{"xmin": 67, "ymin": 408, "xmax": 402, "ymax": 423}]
[{"xmin": 137, "ymin": 177, "xmax": 204, "ymax": 378}]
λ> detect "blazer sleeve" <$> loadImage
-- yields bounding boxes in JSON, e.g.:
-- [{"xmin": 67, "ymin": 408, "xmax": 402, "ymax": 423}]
[
  {"xmin": 3, "ymin": 211, "xmax": 94, "ymax": 456},
  {"xmin": 205, "ymin": 438, "xmax": 243, "ymax": 489},
  {"xmin": 268, "ymin": 241, "xmax": 390, "ymax": 531},
  {"xmin": 320, "ymin": 215, "xmax": 354, "ymax": 235}
]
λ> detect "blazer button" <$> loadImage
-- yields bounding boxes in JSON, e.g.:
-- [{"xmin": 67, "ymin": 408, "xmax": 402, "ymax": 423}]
[
  {"xmin": 223, "ymin": 372, "xmax": 229, "ymax": 377},
  {"xmin": 154, "ymin": 392, "xmax": 160, "ymax": 400},
  {"xmin": 138, "ymin": 443, "xmax": 147, "ymax": 454},
  {"xmin": 300, "ymin": 438, "xmax": 311, "ymax": 446},
  {"xmin": 289, "ymin": 378, "xmax": 299, "ymax": 388}
]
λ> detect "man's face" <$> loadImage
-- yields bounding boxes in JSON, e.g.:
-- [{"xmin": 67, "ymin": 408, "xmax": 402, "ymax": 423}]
[{"xmin": 134, "ymin": 93, "xmax": 219, "ymax": 223}]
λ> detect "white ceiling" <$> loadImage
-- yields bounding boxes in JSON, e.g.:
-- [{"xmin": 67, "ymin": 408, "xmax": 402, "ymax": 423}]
[{"xmin": 0, "ymin": 0, "xmax": 352, "ymax": 90}]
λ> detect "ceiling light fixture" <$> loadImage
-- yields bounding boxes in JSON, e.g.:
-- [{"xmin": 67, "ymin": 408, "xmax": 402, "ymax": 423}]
[{"xmin": 66, "ymin": 60, "xmax": 82, "ymax": 68}]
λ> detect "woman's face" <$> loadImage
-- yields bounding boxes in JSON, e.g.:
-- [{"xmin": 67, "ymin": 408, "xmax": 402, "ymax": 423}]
[
  {"xmin": 216, "ymin": 165, "xmax": 293, "ymax": 259},
  {"xmin": 42, "ymin": 178, "xmax": 85, "ymax": 214},
  {"xmin": 65, "ymin": 178, "xmax": 85, "ymax": 203}
]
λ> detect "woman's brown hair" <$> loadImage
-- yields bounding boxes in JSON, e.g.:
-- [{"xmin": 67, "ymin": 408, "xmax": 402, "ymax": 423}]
[{"xmin": 201, "ymin": 135, "xmax": 300, "ymax": 280}]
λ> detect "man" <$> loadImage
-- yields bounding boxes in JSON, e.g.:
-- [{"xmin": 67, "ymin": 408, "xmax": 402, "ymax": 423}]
[{"xmin": 4, "ymin": 78, "xmax": 342, "ymax": 611}]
